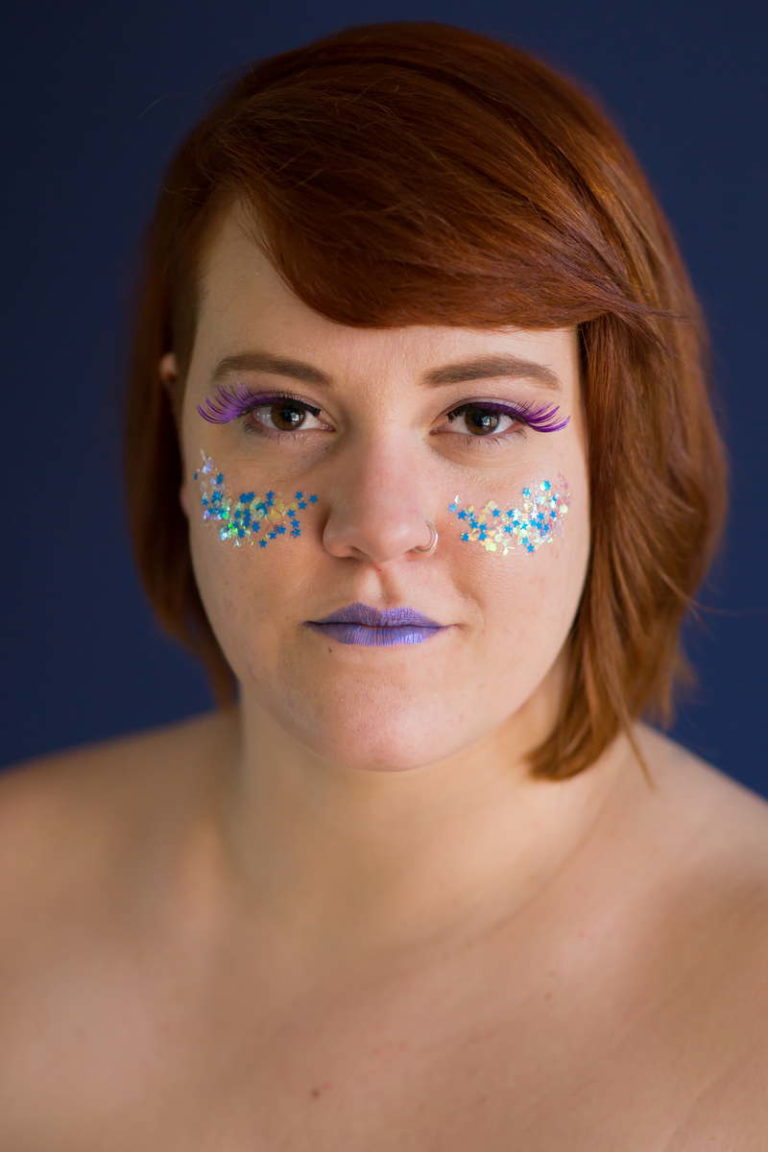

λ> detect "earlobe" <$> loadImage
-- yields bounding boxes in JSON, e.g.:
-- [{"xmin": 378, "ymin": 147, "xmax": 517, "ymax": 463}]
[
  {"xmin": 160, "ymin": 351, "xmax": 183, "ymax": 432},
  {"xmin": 159, "ymin": 351, "xmax": 178, "ymax": 388},
  {"xmin": 163, "ymin": 355, "xmax": 188, "ymax": 516}
]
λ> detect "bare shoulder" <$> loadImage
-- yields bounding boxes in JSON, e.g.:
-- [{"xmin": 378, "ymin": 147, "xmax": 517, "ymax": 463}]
[
  {"xmin": 0, "ymin": 706, "xmax": 237, "ymax": 802},
  {"xmin": 2, "ymin": 704, "xmax": 237, "ymax": 784},
  {"xmin": 0, "ymin": 708, "xmax": 237, "ymax": 905},
  {"xmin": 633, "ymin": 721, "xmax": 768, "ymax": 941},
  {"xmin": 636, "ymin": 720, "xmax": 768, "ymax": 872},
  {"xmin": 628, "ymin": 724, "xmax": 768, "ymax": 1146},
  {"xmin": 0, "ymin": 710, "xmax": 235, "ymax": 1139}
]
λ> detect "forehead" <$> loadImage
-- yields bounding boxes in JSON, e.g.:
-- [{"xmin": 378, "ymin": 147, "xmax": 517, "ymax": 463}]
[
  {"xmin": 197, "ymin": 201, "xmax": 291, "ymax": 318},
  {"xmin": 194, "ymin": 201, "xmax": 580, "ymax": 392}
]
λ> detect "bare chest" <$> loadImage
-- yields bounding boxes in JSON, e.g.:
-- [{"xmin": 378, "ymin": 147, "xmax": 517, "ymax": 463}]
[
  {"xmin": 1, "ymin": 926, "xmax": 749, "ymax": 1152},
  {"xmin": 2, "ymin": 733, "xmax": 765, "ymax": 1149}
]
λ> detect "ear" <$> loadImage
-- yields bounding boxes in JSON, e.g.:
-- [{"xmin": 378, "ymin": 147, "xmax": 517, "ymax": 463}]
[
  {"xmin": 159, "ymin": 351, "xmax": 178, "ymax": 389},
  {"xmin": 160, "ymin": 352, "xmax": 189, "ymax": 519}
]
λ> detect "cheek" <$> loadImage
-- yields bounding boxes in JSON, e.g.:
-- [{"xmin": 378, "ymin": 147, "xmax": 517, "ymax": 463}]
[
  {"xmin": 184, "ymin": 449, "xmax": 322, "ymax": 680},
  {"xmin": 188, "ymin": 449, "xmax": 320, "ymax": 550},
  {"xmin": 462, "ymin": 470, "xmax": 587, "ymax": 648},
  {"xmin": 185, "ymin": 452, "xmax": 579, "ymax": 570},
  {"xmin": 447, "ymin": 474, "xmax": 572, "ymax": 558},
  {"xmin": 184, "ymin": 451, "xmax": 585, "ymax": 690}
]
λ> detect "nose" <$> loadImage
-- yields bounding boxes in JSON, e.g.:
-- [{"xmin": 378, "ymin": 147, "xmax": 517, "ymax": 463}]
[{"xmin": 319, "ymin": 439, "xmax": 441, "ymax": 564}]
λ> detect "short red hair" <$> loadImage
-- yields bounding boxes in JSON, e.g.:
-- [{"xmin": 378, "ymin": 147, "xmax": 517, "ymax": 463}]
[{"xmin": 122, "ymin": 21, "xmax": 729, "ymax": 783}]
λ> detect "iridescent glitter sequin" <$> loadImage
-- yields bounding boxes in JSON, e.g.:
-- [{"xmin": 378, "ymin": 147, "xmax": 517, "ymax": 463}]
[
  {"xmin": 448, "ymin": 475, "xmax": 571, "ymax": 555},
  {"xmin": 192, "ymin": 451, "xmax": 318, "ymax": 548}
]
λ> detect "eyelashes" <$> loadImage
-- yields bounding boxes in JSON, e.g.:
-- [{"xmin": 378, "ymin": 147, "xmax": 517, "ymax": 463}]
[
  {"xmin": 197, "ymin": 382, "xmax": 271, "ymax": 423},
  {"xmin": 195, "ymin": 381, "xmax": 570, "ymax": 446}
]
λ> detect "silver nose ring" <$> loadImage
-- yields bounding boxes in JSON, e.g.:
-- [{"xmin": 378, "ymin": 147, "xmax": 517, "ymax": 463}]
[{"xmin": 412, "ymin": 521, "xmax": 438, "ymax": 554}]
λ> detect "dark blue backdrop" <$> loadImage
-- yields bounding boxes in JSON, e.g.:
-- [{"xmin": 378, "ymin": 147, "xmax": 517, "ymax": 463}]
[{"xmin": 2, "ymin": 1, "xmax": 766, "ymax": 795}]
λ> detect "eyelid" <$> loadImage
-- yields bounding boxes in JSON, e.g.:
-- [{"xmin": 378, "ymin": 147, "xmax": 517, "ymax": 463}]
[
  {"xmin": 247, "ymin": 390, "xmax": 570, "ymax": 435},
  {"xmin": 197, "ymin": 381, "xmax": 565, "ymax": 427},
  {"xmin": 243, "ymin": 391, "xmax": 534, "ymax": 420}
]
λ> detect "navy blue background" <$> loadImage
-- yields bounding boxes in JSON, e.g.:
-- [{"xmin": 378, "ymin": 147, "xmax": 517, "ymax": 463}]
[{"xmin": 2, "ymin": 2, "xmax": 766, "ymax": 793}]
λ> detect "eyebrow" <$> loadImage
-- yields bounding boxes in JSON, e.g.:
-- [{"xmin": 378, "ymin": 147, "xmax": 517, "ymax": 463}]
[{"xmin": 209, "ymin": 349, "xmax": 563, "ymax": 392}]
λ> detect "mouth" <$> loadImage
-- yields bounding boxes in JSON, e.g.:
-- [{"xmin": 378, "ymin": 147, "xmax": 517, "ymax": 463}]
[
  {"xmin": 308, "ymin": 601, "xmax": 443, "ymax": 629},
  {"xmin": 304, "ymin": 620, "xmax": 448, "ymax": 647}
]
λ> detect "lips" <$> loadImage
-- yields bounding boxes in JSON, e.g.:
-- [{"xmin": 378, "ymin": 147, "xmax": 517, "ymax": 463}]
[{"xmin": 309, "ymin": 600, "xmax": 442, "ymax": 628}]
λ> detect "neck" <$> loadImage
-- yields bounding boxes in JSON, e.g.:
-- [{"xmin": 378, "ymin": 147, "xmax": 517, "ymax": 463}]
[{"xmin": 187, "ymin": 691, "xmax": 633, "ymax": 976}]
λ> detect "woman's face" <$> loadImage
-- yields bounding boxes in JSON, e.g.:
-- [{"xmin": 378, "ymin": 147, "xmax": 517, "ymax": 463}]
[{"xmin": 169, "ymin": 203, "xmax": 591, "ymax": 773}]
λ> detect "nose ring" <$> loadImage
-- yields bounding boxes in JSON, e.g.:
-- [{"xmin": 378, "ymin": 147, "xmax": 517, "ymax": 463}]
[{"xmin": 412, "ymin": 521, "xmax": 438, "ymax": 554}]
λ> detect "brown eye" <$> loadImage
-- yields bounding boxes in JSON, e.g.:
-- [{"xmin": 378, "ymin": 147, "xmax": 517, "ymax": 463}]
[
  {"xmin": 267, "ymin": 401, "xmax": 308, "ymax": 432},
  {"xmin": 462, "ymin": 407, "xmax": 506, "ymax": 435},
  {"xmin": 239, "ymin": 396, "xmax": 324, "ymax": 438},
  {"xmin": 444, "ymin": 402, "xmax": 525, "ymax": 445}
]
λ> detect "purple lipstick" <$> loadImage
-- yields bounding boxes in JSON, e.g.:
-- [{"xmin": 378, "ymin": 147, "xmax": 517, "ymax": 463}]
[{"xmin": 305, "ymin": 601, "xmax": 447, "ymax": 646}]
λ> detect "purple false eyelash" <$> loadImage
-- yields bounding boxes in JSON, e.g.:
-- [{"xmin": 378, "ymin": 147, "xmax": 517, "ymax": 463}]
[
  {"xmin": 196, "ymin": 382, "xmax": 261, "ymax": 423},
  {"xmin": 522, "ymin": 403, "xmax": 571, "ymax": 433},
  {"xmin": 195, "ymin": 381, "xmax": 571, "ymax": 433}
]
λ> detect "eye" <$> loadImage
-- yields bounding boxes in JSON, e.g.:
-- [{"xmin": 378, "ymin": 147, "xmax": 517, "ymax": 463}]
[
  {"xmin": 195, "ymin": 383, "xmax": 569, "ymax": 448},
  {"xmin": 248, "ymin": 398, "xmax": 528, "ymax": 448},
  {"xmin": 242, "ymin": 396, "xmax": 324, "ymax": 438},
  {"xmin": 443, "ymin": 401, "xmax": 528, "ymax": 447},
  {"xmin": 196, "ymin": 386, "xmax": 324, "ymax": 439}
]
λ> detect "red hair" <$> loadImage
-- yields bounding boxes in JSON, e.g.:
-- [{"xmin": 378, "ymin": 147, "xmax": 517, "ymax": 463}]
[{"xmin": 122, "ymin": 21, "xmax": 729, "ymax": 783}]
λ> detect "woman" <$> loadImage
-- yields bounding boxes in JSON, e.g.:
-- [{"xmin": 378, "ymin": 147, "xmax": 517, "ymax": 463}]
[{"xmin": 1, "ymin": 20, "xmax": 765, "ymax": 1148}]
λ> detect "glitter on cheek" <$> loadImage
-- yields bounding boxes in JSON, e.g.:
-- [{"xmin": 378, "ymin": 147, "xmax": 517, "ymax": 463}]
[
  {"xmin": 191, "ymin": 450, "xmax": 571, "ymax": 556},
  {"xmin": 191, "ymin": 450, "xmax": 319, "ymax": 549},
  {"xmin": 447, "ymin": 474, "xmax": 572, "ymax": 555}
]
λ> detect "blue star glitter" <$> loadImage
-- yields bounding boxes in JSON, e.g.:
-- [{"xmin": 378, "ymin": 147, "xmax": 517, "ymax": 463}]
[
  {"xmin": 448, "ymin": 476, "xmax": 571, "ymax": 555},
  {"xmin": 192, "ymin": 450, "xmax": 320, "ymax": 550}
]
